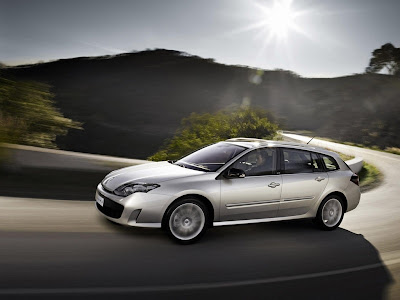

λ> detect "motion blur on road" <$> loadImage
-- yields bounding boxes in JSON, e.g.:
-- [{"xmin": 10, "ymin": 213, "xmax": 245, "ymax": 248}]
[{"xmin": 0, "ymin": 135, "xmax": 399, "ymax": 300}]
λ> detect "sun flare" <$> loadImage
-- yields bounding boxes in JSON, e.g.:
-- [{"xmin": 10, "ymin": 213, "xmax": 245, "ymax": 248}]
[
  {"xmin": 232, "ymin": 0, "xmax": 308, "ymax": 44},
  {"xmin": 264, "ymin": 0, "xmax": 297, "ymax": 39}
]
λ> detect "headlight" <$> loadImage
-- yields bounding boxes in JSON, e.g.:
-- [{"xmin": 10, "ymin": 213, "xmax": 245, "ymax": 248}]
[{"xmin": 114, "ymin": 183, "xmax": 160, "ymax": 197}]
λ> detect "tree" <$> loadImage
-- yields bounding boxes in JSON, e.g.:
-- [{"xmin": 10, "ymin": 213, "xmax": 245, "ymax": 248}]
[
  {"xmin": 0, "ymin": 77, "xmax": 82, "ymax": 148},
  {"xmin": 148, "ymin": 107, "xmax": 279, "ymax": 161},
  {"xmin": 366, "ymin": 43, "xmax": 400, "ymax": 76}
]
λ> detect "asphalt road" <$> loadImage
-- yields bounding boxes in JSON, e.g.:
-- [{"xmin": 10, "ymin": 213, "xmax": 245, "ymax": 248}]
[{"xmin": 0, "ymin": 135, "xmax": 399, "ymax": 299}]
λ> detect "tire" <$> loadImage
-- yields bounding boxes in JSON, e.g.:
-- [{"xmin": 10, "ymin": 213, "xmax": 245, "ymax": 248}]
[
  {"xmin": 314, "ymin": 195, "xmax": 344, "ymax": 231},
  {"xmin": 163, "ymin": 197, "xmax": 209, "ymax": 244}
]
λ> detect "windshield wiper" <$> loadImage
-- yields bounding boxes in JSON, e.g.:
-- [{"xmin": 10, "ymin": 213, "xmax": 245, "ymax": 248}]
[
  {"xmin": 173, "ymin": 162, "xmax": 186, "ymax": 168},
  {"xmin": 180, "ymin": 161, "xmax": 210, "ymax": 171}
]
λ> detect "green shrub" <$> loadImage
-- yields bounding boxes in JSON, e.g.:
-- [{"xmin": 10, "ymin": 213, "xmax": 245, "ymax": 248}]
[
  {"xmin": 0, "ymin": 77, "xmax": 81, "ymax": 149},
  {"xmin": 149, "ymin": 107, "xmax": 279, "ymax": 161},
  {"xmin": 359, "ymin": 162, "xmax": 381, "ymax": 188}
]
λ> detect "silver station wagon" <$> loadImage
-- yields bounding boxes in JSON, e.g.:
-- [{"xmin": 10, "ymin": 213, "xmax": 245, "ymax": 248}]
[{"xmin": 95, "ymin": 138, "xmax": 361, "ymax": 243}]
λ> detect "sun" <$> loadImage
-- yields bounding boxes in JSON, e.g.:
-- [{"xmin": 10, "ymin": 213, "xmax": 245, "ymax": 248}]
[
  {"xmin": 254, "ymin": 0, "xmax": 303, "ymax": 41},
  {"xmin": 264, "ymin": 0, "xmax": 297, "ymax": 39},
  {"xmin": 231, "ymin": 0, "xmax": 308, "ymax": 44},
  {"xmin": 226, "ymin": 0, "xmax": 313, "ymax": 61}
]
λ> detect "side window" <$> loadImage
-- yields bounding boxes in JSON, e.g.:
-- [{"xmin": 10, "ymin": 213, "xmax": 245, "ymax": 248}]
[
  {"xmin": 311, "ymin": 153, "xmax": 324, "ymax": 172},
  {"xmin": 231, "ymin": 148, "xmax": 276, "ymax": 176},
  {"xmin": 322, "ymin": 155, "xmax": 339, "ymax": 171},
  {"xmin": 282, "ymin": 149, "xmax": 322, "ymax": 174}
]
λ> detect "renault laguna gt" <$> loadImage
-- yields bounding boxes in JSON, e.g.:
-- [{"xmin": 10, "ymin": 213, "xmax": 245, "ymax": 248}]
[{"xmin": 95, "ymin": 138, "xmax": 360, "ymax": 243}]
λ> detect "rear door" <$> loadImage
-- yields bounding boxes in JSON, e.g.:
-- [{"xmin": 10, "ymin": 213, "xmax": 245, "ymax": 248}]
[{"xmin": 278, "ymin": 148, "xmax": 328, "ymax": 217}]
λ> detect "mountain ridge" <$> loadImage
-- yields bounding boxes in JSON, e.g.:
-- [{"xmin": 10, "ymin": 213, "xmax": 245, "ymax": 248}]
[{"xmin": 3, "ymin": 49, "xmax": 399, "ymax": 159}]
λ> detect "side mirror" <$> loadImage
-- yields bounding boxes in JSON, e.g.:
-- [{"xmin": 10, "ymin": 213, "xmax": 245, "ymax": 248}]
[{"xmin": 225, "ymin": 168, "xmax": 246, "ymax": 179}]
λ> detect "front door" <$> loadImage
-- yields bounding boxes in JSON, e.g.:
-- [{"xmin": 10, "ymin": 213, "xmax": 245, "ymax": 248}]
[{"xmin": 220, "ymin": 147, "xmax": 282, "ymax": 221}]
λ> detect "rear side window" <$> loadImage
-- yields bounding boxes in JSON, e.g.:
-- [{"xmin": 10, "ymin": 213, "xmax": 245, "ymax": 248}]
[
  {"xmin": 322, "ymin": 155, "xmax": 339, "ymax": 171},
  {"xmin": 282, "ymin": 149, "xmax": 323, "ymax": 174},
  {"xmin": 311, "ymin": 153, "xmax": 324, "ymax": 172}
]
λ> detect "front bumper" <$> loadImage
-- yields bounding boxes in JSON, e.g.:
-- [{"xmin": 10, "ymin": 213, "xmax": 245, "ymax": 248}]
[{"xmin": 95, "ymin": 183, "xmax": 171, "ymax": 228}]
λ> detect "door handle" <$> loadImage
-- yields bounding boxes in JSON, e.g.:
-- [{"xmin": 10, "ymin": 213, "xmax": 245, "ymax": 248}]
[
  {"xmin": 315, "ymin": 176, "xmax": 326, "ymax": 182},
  {"xmin": 268, "ymin": 182, "xmax": 280, "ymax": 188}
]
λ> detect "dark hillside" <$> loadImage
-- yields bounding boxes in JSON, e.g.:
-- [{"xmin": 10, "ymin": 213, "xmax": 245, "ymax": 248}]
[{"xmin": 4, "ymin": 49, "xmax": 400, "ymax": 158}]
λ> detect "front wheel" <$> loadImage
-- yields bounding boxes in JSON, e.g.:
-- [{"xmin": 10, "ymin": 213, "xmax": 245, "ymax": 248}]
[
  {"xmin": 164, "ymin": 198, "xmax": 209, "ymax": 244},
  {"xmin": 314, "ymin": 195, "xmax": 344, "ymax": 231}
]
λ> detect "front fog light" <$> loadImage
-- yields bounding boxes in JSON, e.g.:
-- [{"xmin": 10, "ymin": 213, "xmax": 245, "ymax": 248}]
[{"xmin": 128, "ymin": 209, "xmax": 142, "ymax": 223}]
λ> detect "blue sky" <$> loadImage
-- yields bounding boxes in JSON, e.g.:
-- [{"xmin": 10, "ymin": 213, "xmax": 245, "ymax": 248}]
[{"xmin": 1, "ymin": 0, "xmax": 399, "ymax": 77}]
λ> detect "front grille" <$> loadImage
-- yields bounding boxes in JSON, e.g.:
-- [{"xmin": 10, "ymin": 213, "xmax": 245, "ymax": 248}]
[{"xmin": 96, "ymin": 194, "xmax": 124, "ymax": 219}]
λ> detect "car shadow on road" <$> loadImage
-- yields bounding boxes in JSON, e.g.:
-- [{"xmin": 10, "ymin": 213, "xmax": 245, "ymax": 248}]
[{"xmin": 100, "ymin": 218, "xmax": 392, "ymax": 300}]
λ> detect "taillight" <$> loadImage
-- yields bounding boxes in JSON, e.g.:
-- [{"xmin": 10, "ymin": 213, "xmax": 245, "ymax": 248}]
[{"xmin": 350, "ymin": 174, "xmax": 359, "ymax": 186}]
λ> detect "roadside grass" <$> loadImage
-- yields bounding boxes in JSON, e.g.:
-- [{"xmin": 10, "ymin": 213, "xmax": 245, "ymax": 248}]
[
  {"xmin": 272, "ymin": 134, "xmax": 284, "ymax": 141},
  {"xmin": 358, "ymin": 162, "xmax": 382, "ymax": 192},
  {"xmin": 339, "ymin": 141, "xmax": 400, "ymax": 156},
  {"xmin": 336, "ymin": 152, "xmax": 354, "ymax": 162},
  {"xmin": 385, "ymin": 147, "xmax": 400, "ymax": 155}
]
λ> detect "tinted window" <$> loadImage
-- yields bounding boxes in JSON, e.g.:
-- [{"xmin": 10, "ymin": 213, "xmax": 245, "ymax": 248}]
[
  {"xmin": 231, "ymin": 148, "xmax": 276, "ymax": 176},
  {"xmin": 282, "ymin": 149, "xmax": 322, "ymax": 174},
  {"xmin": 322, "ymin": 155, "xmax": 339, "ymax": 171},
  {"xmin": 176, "ymin": 142, "xmax": 246, "ymax": 172},
  {"xmin": 311, "ymin": 153, "xmax": 324, "ymax": 172}
]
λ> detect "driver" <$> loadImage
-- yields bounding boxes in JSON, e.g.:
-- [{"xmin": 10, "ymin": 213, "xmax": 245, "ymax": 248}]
[{"xmin": 250, "ymin": 149, "xmax": 272, "ymax": 175}]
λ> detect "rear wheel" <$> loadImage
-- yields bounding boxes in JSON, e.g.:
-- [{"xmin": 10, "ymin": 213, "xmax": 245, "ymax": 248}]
[
  {"xmin": 314, "ymin": 195, "xmax": 344, "ymax": 231},
  {"xmin": 164, "ymin": 198, "xmax": 209, "ymax": 244}
]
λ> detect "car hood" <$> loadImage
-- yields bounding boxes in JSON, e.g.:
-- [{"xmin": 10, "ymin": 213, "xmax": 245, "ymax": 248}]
[{"xmin": 102, "ymin": 161, "xmax": 204, "ymax": 191}]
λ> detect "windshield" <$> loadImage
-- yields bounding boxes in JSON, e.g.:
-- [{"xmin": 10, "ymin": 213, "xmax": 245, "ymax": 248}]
[{"xmin": 174, "ymin": 142, "xmax": 246, "ymax": 172}]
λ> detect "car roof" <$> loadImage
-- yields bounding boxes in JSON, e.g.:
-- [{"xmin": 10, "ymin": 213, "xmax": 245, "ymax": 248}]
[{"xmin": 224, "ymin": 138, "xmax": 340, "ymax": 158}]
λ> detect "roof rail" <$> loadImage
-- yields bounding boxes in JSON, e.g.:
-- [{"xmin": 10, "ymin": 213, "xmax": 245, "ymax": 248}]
[
  {"xmin": 225, "ymin": 137, "xmax": 268, "ymax": 143},
  {"xmin": 271, "ymin": 141, "xmax": 324, "ymax": 150},
  {"xmin": 226, "ymin": 138, "xmax": 320, "ymax": 149}
]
